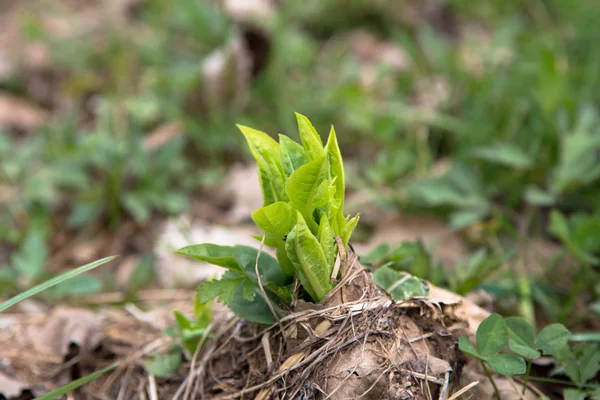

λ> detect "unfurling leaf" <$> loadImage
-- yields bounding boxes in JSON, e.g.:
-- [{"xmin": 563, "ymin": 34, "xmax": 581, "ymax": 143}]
[
  {"xmin": 286, "ymin": 155, "xmax": 329, "ymax": 234},
  {"xmin": 279, "ymin": 135, "xmax": 308, "ymax": 177},
  {"xmin": 325, "ymin": 126, "xmax": 345, "ymax": 226},
  {"xmin": 342, "ymin": 214, "xmax": 360, "ymax": 246},
  {"xmin": 285, "ymin": 212, "xmax": 332, "ymax": 301},
  {"xmin": 238, "ymin": 125, "xmax": 287, "ymax": 204},
  {"xmin": 295, "ymin": 112, "xmax": 324, "ymax": 160},
  {"xmin": 317, "ymin": 214, "xmax": 336, "ymax": 269},
  {"xmin": 251, "ymin": 202, "xmax": 295, "ymax": 275}
]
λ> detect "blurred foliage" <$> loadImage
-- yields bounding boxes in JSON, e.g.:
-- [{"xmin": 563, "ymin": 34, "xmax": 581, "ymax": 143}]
[{"xmin": 1, "ymin": 0, "xmax": 599, "ymax": 330}]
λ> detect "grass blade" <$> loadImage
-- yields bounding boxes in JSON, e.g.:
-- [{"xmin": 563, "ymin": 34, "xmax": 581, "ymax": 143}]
[
  {"xmin": 35, "ymin": 362, "xmax": 118, "ymax": 400},
  {"xmin": 0, "ymin": 256, "xmax": 117, "ymax": 313}
]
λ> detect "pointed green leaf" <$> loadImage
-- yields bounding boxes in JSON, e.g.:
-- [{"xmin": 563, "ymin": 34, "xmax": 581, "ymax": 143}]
[
  {"xmin": 318, "ymin": 214, "xmax": 336, "ymax": 268},
  {"xmin": 483, "ymin": 354, "xmax": 526, "ymax": 375},
  {"xmin": 506, "ymin": 317, "xmax": 541, "ymax": 359},
  {"xmin": 258, "ymin": 169, "xmax": 276, "ymax": 205},
  {"xmin": 458, "ymin": 336, "xmax": 480, "ymax": 358},
  {"xmin": 251, "ymin": 202, "xmax": 293, "ymax": 248},
  {"xmin": 325, "ymin": 126, "xmax": 345, "ymax": 225},
  {"xmin": 286, "ymin": 155, "xmax": 328, "ymax": 233},
  {"xmin": 313, "ymin": 178, "xmax": 336, "ymax": 212},
  {"xmin": 342, "ymin": 214, "xmax": 360, "ymax": 246},
  {"xmin": 295, "ymin": 112, "xmax": 324, "ymax": 159},
  {"xmin": 476, "ymin": 313, "xmax": 509, "ymax": 357},
  {"xmin": 279, "ymin": 134, "xmax": 308, "ymax": 177},
  {"xmin": 238, "ymin": 125, "xmax": 287, "ymax": 203},
  {"xmin": 177, "ymin": 244, "xmax": 290, "ymax": 287},
  {"xmin": 536, "ymin": 323, "xmax": 571, "ymax": 356},
  {"xmin": 237, "ymin": 124, "xmax": 280, "ymax": 170},
  {"xmin": 285, "ymin": 212, "xmax": 332, "ymax": 301}
]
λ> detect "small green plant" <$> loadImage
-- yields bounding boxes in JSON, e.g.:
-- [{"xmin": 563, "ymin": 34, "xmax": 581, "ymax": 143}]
[
  {"xmin": 145, "ymin": 299, "xmax": 213, "ymax": 377},
  {"xmin": 177, "ymin": 113, "xmax": 359, "ymax": 324},
  {"xmin": 459, "ymin": 313, "xmax": 600, "ymax": 399}
]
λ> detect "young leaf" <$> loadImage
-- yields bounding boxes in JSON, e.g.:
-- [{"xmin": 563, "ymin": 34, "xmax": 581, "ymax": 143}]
[
  {"xmin": 286, "ymin": 155, "xmax": 329, "ymax": 233},
  {"xmin": 536, "ymin": 323, "xmax": 571, "ymax": 356},
  {"xmin": 174, "ymin": 310, "xmax": 212, "ymax": 355},
  {"xmin": 295, "ymin": 112, "xmax": 324, "ymax": 160},
  {"xmin": 483, "ymin": 354, "xmax": 527, "ymax": 375},
  {"xmin": 285, "ymin": 212, "xmax": 332, "ymax": 301},
  {"xmin": 458, "ymin": 336, "xmax": 480, "ymax": 358},
  {"xmin": 325, "ymin": 126, "xmax": 345, "ymax": 225},
  {"xmin": 342, "ymin": 214, "xmax": 360, "ymax": 246},
  {"xmin": 476, "ymin": 313, "xmax": 509, "ymax": 357},
  {"xmin": 145, "ymin": 348, "xmax": 182, "ymax": 377},
  {"xmin": 251, "ymin": 202, "xmax": 295, "ymax": 275},
  {"xmin": 279, "ymin": 134, "xmax": 308, "ymax": 177},
  {"xmin": 238, "ymin": 125, "xmax": 287, "ymax": 204},
  {"xmin": 317, "ymin": 214, "xmax": 336, "ymax": 268},
  {"xmin": 259, "ymin": 169, "xmax": 276, "ymax": 206},
  {"xmin": 506, "ymin": 317, "xmax": 541, "ymax": 359},
  {"xmin": 237, "ymin": 125, "xmax": 280, "ymax": 170}
]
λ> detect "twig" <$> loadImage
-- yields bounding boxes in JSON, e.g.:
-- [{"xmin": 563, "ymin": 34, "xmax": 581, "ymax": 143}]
[
  {"xmin": 183, "ymin": 323, "xmax": 214, "ymax": 400},
  {"xmin": 254, "ymin": 236, "xmax": 284, "ymax": 338},
  {"xmin": 439, "ymin": 371, "xmax": 450, "ymax": 400},
  {"xmin": 147, "ymin": 374, "xmax": 158, "ymax": 400},
  {"xmin": 447, "ymin": 381, "xmax": 479, "ymax": 400}
]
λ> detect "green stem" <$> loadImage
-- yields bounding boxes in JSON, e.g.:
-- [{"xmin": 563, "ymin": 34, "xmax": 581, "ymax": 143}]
[
  {"xmin": 481, "ymin": 360, "xmax": 501, "ymax": 400},
  {"xmin": 522, "ymin": 360, "xmax": 532, "ymax": 395},
  {"xmin": 525, "ymin": 376, "xmax": 595, "ymax": 389}
]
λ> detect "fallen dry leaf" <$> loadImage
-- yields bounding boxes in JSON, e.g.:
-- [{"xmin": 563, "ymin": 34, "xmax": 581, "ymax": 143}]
[
  {"xmin": 25, "ymin": 306, "xmax": 103, "ymax": 357},
  {"xmin": 0, "ymin": 93, "xmax": 49, "ymax": 131}
]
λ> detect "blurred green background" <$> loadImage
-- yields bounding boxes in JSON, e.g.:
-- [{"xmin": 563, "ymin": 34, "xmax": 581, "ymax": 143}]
[{"xmin": 0, "ymin": 0, "xmax": 599, "ymax": 331}]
